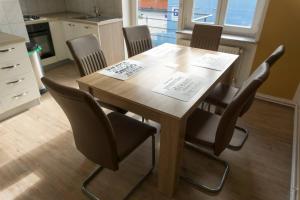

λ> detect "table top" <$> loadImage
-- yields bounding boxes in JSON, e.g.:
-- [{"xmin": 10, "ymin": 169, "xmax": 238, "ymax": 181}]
[{"xmin": 78, "ymin": 43, "xmax": 239, "ymax": 120}]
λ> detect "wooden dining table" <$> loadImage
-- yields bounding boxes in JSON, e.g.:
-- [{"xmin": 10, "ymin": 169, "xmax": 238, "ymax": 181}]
[{"xmin": 77, "ymin": 43, "xmax": 239, "ymax": 197}]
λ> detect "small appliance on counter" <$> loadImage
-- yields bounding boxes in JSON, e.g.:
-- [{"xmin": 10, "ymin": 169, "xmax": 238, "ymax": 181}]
[
  {"xmin": 23, "ymin": 15, "xmax": 41, "ymax": 21},
  {"xmin": 26, "ymin": 42, "xmax": 47, "ymax": 94}
]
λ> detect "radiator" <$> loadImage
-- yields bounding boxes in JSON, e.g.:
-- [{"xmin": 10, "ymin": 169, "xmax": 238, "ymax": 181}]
[
  {"xmin": 218, "ymin": 45, "xmax": 243, "ymax": 55},
  {"xmin": 177, "ymin": 38, "xmax": 242, "ymax": 55},
  {"xmin": 177, "ymin": 38, "xmax": 243, "ymax": 85}
]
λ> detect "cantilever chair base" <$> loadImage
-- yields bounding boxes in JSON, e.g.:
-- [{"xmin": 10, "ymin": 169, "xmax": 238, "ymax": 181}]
[
  {"xmin": 82, "ymin": 165, "xmax": 104, "ymax": 200},
  {"xmin": 181, "ymin": 142, "xmax": 230, "ymax": 193},
  {"xmin": 82, "ymin": 135, "xmax": 156, "ymax": 200},
  {"xmin": 228, "ymin": 126, "xmax": 249, "ymax": 151}
]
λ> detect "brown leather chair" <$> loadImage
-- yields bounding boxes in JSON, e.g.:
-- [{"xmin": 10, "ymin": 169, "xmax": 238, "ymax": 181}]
[
  {"xmin": 41, "ymin": 77, "xmax": 157, "ymax": 200},
  {"xmin": 204, "ymin": 45, "xmax": 285, "ymax": 141},
  {"xmin": 122, "ymin": 25, "xmax": 153, "ymax": 57},
  {"xmin": 190, "ymin": 24, "xmax": 223, "ymax": 51},
  {"xmin": 66, "ymin": 34, "xmax": 127, "ymax": 114},
  {"xmin": 182, "ymin": 60, "xmax": 271, "ymax": 193}
]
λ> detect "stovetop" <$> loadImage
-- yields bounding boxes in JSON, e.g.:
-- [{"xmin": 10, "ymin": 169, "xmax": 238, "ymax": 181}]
[{"xmin": 23, "ymin": 15, "xmax": 41, "ymax": 21}]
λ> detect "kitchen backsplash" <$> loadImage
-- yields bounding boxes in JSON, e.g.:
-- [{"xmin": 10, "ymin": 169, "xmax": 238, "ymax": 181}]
[
  {"xmin": 19, "ymin": 0, "xmax": 67, "ymax": 15},
  {"xmin": 65, "ymin": 0, "xmax": 121, "ymax": 17},
  {"xmin": 0, "ymin": 0, "xmax": 122, "ymax": 43},
  {"xmin": 19, "ymin": 0, "xmax": 121, "ymax": 17},
  {"xmin": 0, "ymin": 0, "xmax": 29, "ymax": 41}
]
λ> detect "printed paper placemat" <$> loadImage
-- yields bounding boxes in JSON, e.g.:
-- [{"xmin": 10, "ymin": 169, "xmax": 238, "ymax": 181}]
[{"xmin": 99, "ymin": 60, "xmax": 145, "ymax": 80}]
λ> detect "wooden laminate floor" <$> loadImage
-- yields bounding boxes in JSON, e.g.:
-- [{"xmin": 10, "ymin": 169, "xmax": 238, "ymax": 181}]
[{"xmin": 0, "ymin": 62, "xmax": 294, "ymax": 200}]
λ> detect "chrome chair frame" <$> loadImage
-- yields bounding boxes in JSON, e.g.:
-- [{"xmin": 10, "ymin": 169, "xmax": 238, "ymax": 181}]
[
  {"xmin": 82, "ymin": 135, "xmax": 156, "ymax": 200},
  {"xmin": 181, "ymin": 142, "xmax": 229, "ymax": 193}
]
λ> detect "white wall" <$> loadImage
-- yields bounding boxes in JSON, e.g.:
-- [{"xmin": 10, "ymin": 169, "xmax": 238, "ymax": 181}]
[
  {"xmin": 19, "ymin": 0, "xmax": 67, "ymax": 15},
  {"xmin": 0, "ymin": 0, "xmax": 29, "ymax": 41}
]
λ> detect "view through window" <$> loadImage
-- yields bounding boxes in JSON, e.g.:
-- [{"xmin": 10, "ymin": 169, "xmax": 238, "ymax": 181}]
[
  {"xmin": 224, "ymin": 0, "xmax": 258, "ymax": 28},
  {"xmin": 138, "ymin": 0, "xmax": 180, "ymax": 46},
  {"xmin": 192, "ymin": 0, "xmax": 218, "ymax": 24},
  {"xmin": 137, "ymin": 0, "xmax": 261, "ymax": 45},
  {"xmin": 192, "ymin": 0, "xmax": 258, "ymax": 28}
]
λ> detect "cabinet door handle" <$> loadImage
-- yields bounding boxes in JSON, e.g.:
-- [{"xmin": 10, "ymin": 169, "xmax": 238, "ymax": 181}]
[
  {"xmin": 6, "ymin": 78, "xmax": 25, "ymax": 85},
  {"xmin": 1, "ymin": 64, "xmax": 20, "ymax": 70},
  {"xmin": 0, "ymin": 48, "xmax": 15, "ymax": 53},
  {"xmin": 12, "ymin": 92, "xmax": 28, "ymax": 100}
]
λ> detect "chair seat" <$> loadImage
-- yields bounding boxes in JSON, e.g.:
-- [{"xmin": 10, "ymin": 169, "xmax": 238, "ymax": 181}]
[
  {"xmin": 96, "ymin": 99, "xmax": 127, "ymax": 114},
  {"xmin": 205, "ymin": 83, "xmax": 239, "ymax": 108},
  {"xmin": 186, "ymin": 109, "xmax": 246, "ymax": 150},
  {"xmin": 107, "ymin": 112, "xmax": 156, "ymax": 161}
]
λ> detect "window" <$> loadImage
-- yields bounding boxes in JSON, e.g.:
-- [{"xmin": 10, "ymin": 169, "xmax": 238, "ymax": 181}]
[
  {"xmin": 137, "ymin": 0, "xmax": 180, "ymax": 46},
  {"xmin": 132, "ymin": 0, "xmax": 268, "ymax": 43},
  {"xmin": 224, "ymin": 0, "xmax": 258, "ymax": 28},
  {"xmin": 184, "ymin": 0, "xmax": 268, "ymax": 37},
  {"xmin": 192, "ymin": 0, "xmax": 218, "ymax": 24}
]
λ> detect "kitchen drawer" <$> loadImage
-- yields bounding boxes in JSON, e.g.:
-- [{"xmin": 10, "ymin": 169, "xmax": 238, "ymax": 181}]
[
  {"xmin": 0, "ymin": 42, "xmax": 28, "ymax": 64},
  {"xmin": 0, "ymin": 87, "xmax": 40, "ymax": 114},
  {"xmin": 0, "ymin": 72, "xmax": 38, "ymax": 96},
  {"xmin": 0, "ymin": 58, "xmax": 33, "ymax": 79},
  {"xmin": 80, "ymin": 24, "xmax": 98, "ymax": 35}
]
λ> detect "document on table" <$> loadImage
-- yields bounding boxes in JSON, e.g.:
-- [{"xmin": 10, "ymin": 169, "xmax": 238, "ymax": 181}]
[
  {"xmin": 143, "ymin": 43, "xmax": 182, "ymax": 57},
  {"xmin": 152, "ymin": 72, "xmax": 205, "ymax": 102},
  {"xmin": 191, "ymin": 53, "xmax": 234, "ymax": 71},
  {"xmin": 99, "ymin": 60, "xmax": 145, "ymax": 81}
]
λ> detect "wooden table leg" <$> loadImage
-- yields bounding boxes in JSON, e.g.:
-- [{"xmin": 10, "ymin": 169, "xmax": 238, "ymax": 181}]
[{"xmin": 158, "ymin": 116, "xmax": 186, "ymax": 197}]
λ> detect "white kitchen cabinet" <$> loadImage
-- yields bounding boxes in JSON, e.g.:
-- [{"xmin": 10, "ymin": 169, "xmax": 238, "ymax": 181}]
[
  {"xmin": 47, "ymin": 18, "xmax": 125, "ymax": 66},
  {"xmin": 98, "ymin": 21, "xmax": 125, "ymax": 66},
  {"xmin": 61, "ymin": 20, "xmax": 124, "ymax": 65},
  {"xmin": 49, "ymin": 21, "xmax": 69, "ymax": 62},
  {"xmin": 0, "ymin": 34, "xmax": 40, "ymax": 121},
  {"xmin": 62, "ymin": 21, "xmax": 98, "ymax": 60}
]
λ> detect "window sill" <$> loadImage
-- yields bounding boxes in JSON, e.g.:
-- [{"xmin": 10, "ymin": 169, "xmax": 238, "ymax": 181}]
[{"xmin": 176, "ymin": 29, "xmax": 257, "ymax": 44}]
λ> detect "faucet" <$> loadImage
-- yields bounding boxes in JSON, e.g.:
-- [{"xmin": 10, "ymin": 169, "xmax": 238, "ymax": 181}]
[{"xmin": 94, "ymin": 6, "xmax": 101, "ymax": 17}]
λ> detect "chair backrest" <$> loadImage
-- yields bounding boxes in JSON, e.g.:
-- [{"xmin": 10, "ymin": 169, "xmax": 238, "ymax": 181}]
[
  {"xmin": 123, "ymin": 25, "xmax": 153, "ymax": 57},
  {"xmin": 41, "ymin": 77, "xmax": 119, "ymax": 171},
  {"xmin": 190, "ymin": 24, "xmax": 223, "ymax": 51},
  {"xmin": 214, "ymin": 63, "xmax": 270, "ymax": 155},
  {"xmin": 67, "ymin": 34, "xmax": 107, "ymax": 77},
  {"xmin": 238, "ymin": 45, "xmax": 285, "ymax": 116}
]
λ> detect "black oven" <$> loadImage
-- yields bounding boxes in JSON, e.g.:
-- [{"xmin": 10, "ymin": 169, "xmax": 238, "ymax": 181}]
[{"xmin": 26, "ymin": 22, "xmax": 55, "ymax": 60}]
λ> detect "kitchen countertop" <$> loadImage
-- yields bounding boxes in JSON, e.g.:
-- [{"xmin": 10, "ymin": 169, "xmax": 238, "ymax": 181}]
[
  {"xmin": 25, "ymin": 12, "xmax": 123, "ymax": 26},
  {"xmin": 0, "ymin": 32, "xmax": 25, "ymax": 46}
]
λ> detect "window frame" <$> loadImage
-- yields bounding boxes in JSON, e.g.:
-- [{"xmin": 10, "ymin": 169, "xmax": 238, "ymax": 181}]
[{"xmin": 183, "ymin": 0, "xmax": 269, "ymax": 39}]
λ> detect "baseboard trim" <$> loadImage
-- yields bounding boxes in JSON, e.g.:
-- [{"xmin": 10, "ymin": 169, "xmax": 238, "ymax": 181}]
[
  {"xmin": 254, "ymin": 93, "xmax": 298, "ymax": 200},
  {"xmin": 255, "ymin": 93, "xmax": 295, "ymax": 108},
  {"xmin": 0, "ymin": 99, "xmax": 40, "ymax": 122},
  {"xmin": 44, "ymin": 59, "xmax": 72, "ymax": 72},
  {"xmin": 291, "ymin": 104, "xmax": 299, "ymax": 200}
]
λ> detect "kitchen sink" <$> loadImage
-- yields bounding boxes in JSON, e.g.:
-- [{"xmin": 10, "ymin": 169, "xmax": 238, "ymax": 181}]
[{"xmin": 74, "ymin": 16, "xmax": 114, "ymax": 22}]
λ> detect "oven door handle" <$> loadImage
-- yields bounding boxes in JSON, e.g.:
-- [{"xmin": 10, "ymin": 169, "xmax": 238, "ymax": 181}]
[
  {"xmin": 6, "ymin": 78, "xmax": 25, "ymax": 85},
  {"xmin": 0, "ymin": 48, "xmax": 15, "ymax": 53},
  {"xmin": 1, "ymin": 64, "xmax": 20, "ymax": 70}
]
